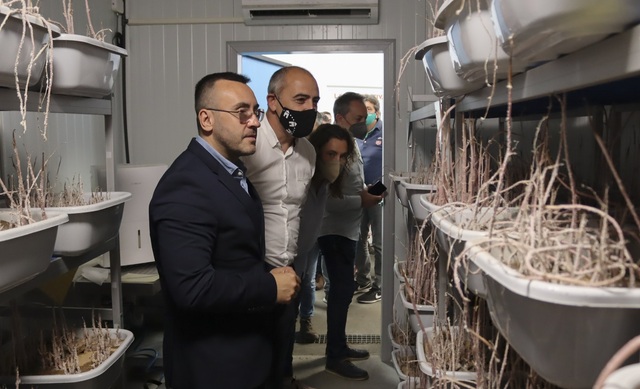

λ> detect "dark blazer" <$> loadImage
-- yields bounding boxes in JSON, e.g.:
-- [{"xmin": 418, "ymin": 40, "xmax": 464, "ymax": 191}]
[{"xmin": 149, "ymin": 138, "xmax": 277, "ymax": 389}]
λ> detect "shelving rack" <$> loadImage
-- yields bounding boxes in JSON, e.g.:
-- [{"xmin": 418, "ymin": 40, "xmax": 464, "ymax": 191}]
[
  {"xmin": 402, "ymin": 20, "xmax": 640, "ymax": 388},
  {"xmin": 0, "ymin": 87, "xmax": 124, "ymax": 328},
  {"xmin": 412, "ymin": 23, "xmax": 640, "ymax": 121}
]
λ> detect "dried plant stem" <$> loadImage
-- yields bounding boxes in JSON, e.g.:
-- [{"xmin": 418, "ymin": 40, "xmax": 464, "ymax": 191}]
[
  {"xmin": 593, "ymin": 335, "xmax": 640, "ymax": 389},
  {"xmin": 592, "ymin": 130, "xmax": 640, "ymax": 232}
]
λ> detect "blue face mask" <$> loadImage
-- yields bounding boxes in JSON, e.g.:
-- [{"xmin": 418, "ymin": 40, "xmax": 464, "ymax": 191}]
[{"xmin": 366, "ymin": 113, "xmax": 377, "ymax": 126}]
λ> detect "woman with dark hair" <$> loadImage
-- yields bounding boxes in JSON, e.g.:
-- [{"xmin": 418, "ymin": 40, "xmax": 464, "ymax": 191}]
[{"xmin": 294, "ymin": 124, "xmax": 355, "ymax": 347}]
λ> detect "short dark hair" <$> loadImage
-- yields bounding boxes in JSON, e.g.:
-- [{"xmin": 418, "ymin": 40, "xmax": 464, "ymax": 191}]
[
  {"xmin": 194, "ymin": 72, "xmax": 250, "ymax": 113},
  {"xmin": 194, "ymin": 72, "xmax": 250, "ymax": 132},
  {"xmin": 308, "ymin": 123, "xmax": 355, "ymax": 198},
  {"xmin": 333, "ymin": 92, "xmax": 364, "ymax": 119}
]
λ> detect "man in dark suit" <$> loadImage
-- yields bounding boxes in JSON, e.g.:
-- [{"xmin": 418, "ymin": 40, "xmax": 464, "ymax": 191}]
[{"xmin": 149, "ymin": 72, "xmax": 300, "ymax": 389}]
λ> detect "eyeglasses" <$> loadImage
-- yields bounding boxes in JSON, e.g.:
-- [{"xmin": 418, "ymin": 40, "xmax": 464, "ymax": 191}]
[{"xmin": 205, "ymin": 107, "xmax": 264, "ymax": 123}]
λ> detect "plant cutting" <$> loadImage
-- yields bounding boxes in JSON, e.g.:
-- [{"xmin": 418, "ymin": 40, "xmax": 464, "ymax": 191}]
[
  {"xmin": 388, "ymin": 321, "xmax": 416, "ymax": 351},
  {"xmin": 392, "ymin": 348, "xmax": 421, "ymax": 384},
  {"xmin": 0, "ymin": 1, "xmax": 57, "ymax": 139},
  {"xmin": 0, "ymin": 310, "xmax": 134, "ymax": 388},
  {"xmin": 399, "ymin": 222, "xmax": 439, "ymax": 334},
  {"xmin": 48, "ymin": 0, "xmax": 127, "ymax": 98}
]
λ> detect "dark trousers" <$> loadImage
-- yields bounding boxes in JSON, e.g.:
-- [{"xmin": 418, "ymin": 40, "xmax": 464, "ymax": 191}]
[
  {"xmin": 317, "ymin": 234, "xmax": 357, "ymax": 360},
  {"xmin": 270, "ymin": 268, "xmax": 303, "ymax": 388}
]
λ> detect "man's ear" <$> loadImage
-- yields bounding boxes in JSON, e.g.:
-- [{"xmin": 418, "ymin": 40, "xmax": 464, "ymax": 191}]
[
  {"xmin": 198, "ymin": 109, "xmax": 214, "ymax": 132},
  {"xmin": 266, "ymin": 94, "xmax": 278, "ymax": 113}
]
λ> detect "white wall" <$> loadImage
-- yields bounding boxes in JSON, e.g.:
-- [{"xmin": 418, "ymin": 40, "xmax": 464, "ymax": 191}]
[{"xmin": 124, "ymin": 0, "xmax": 432, "ymax": 167}]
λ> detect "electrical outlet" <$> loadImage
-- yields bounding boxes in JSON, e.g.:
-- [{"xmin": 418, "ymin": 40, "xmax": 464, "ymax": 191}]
[{"xmin": 111, "ymin": 0, "xmax": 124, "ymax": 14}]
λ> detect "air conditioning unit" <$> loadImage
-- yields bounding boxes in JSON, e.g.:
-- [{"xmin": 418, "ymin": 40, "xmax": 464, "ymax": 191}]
[{"xmin": 241, "ymin": 0, "xmax": 379, "ymax": 26}]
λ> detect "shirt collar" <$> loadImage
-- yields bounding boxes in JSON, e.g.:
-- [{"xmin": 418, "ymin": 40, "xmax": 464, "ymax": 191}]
[
  {"xmin": 195, "ymin": 136, "xmax": 246, "ymax": 176},
  {"xmin": 261, "ymin": 116, "xmax": 296, "ymax": 149}
]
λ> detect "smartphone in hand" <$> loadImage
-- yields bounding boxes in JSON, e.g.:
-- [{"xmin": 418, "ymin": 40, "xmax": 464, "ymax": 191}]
[{"xmin": 367, "ymin": 180, "xmax": 387, "ymax": 196}]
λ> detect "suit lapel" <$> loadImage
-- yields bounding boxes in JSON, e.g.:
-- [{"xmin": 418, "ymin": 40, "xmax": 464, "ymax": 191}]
[{"xmin": 188, "ymin": 140, "xmax": 265, "ymax": 240}]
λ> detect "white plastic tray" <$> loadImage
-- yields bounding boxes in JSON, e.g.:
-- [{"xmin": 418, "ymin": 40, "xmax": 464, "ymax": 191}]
[
  {"xmin": 435, "ymin": 0, "xmax": 526, "ymax": 82},
  {"xmin": 415, "ymin": 36, "xmax": 484, "ymax": 97},
  {"xmin": 0, "ymin": 6, "xmax": 60, "ymax": 88},
  {"xmin": 466, "ymin": 240, "xmax": 640, "ymax": 388},
  {"xmin": 399, "ymin": 286, "xmax": 435, "ymax": 333},
  {"xmin": 431, "ymin": 206, "xmax": 518, "ymax": 297},
  {"xmin": 45, "ymin": 191, "xmax": 131, "ymax": 256},
  {"xmin": 0, "ymin": 328, "xmax": 134, "ymax": 388},
  {"xmin": 0, "ymin": 210, "xmax": 68, "ymax": 293},
  {"xmin": 52, "ymin": 34, "xmax": 128, "ymax": 98},
  {"xmin": 389, "ymin": 172, "xmax": 420, "ymax": 208},
  {"xmin": 416, "ymin": 328, "xmax": 478, "ymax": 383},
  {"xmin": 391, "ymin": 348, "xmax": 419, "ymax": 382},
  {"xmin": 400, "ymin": 181, "xmax": 436, "ymax": 223},
  {"xmin": 491, "ymin": 0, "xmax": 640, "ymax": 63},
  {"xmin": 602, "ymin": 363, "xmax": 640, "ymax": 389}
]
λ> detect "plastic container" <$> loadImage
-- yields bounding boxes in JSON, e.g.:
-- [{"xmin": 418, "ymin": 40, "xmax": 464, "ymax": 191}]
[
  {"xmin": 466, "ymin": 240, "xmax": 640, "ymax": 388},
  {"xmin": 393, "ymin": 261, "xmax": 410, "ymax": 284},
  {"xmin": 415, "ymin": 36, "xmax": 484, "ymax": 97},
  {"xmin": 0, "ymin": 328, "xmax": 134, "ymax": 388},
  {"xmin": 391, "ymin": 348, "xmax": 420, "ymax": 383},
  {"xmin": 602, "ymin": 363, "xmax": 640, "ymax": 389},
  {"xmin": 0, "ymin": 6, "xmax": 60, "ymax": 88},
  {"xmin": 389, "ymin": 172, "xmax": 422, "ymax": 208},
  {"xmin": 45, "ymin": 192, "xmax": 131, "ymax": 256},
  {"xmin": 0, "ymin": 210, "xmax": 68, "ymax": 293},
  {"xmin": 388, "ymin": 322, "xmax": 415, "ymax": 352},
  {"xmin": 430, "ymin": 205, "xmax": 518, "ymax": 297},
  {"xmin": 435, "ymin": 0, "xmax": 526, "ymax": 82},
  {"xmin": 490, "ymin": 0, "xmax": 640, "ymax": 63},
  {"xmin": 416, "ymin": 327, "xmax": 477, "ymax": 385},
  {"xmin": 51, "ymin": 34, "xmax": 128, "ymax": 98},
  {"xmin": 400, "ymin": 181, "xmax": 437, "ymax": 224},
  {"xmin": 399, "ymin": 286, "xmax": 435, "ymax": 333}
]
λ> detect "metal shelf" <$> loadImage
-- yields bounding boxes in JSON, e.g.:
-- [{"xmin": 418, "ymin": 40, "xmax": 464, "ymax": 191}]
[
  {"xmin": 0, "ymin": 88, "xmax": 123, "ymax": 328},
  {"xmin": 0, "ymin": 87, "xmax": 112, "ymax": 115}
]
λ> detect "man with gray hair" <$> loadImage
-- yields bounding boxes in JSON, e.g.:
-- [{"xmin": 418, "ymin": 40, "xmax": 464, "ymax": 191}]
[{"xmin": 355, "ymin": 94, "xmax": 384, "ymax": 304}]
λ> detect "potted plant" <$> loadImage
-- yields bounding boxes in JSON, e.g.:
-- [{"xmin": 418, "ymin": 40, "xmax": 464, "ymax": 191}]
[
  {"xmin": 49, "ymin": 0, "xmax": 128, "ymax": 98},
  {"xmin": 0, "ymin": 312, "xmax": 134, "ymax": 388},
  {"xmin": 392, "ymin": 348, "xmax": 421, "ymax": 387},
  {"xmin": 0, "ymin": 132, "xmax": 68, "ymax": 293},
  {"xmin": 416, "ymin": 324, "xmax": 477, "ymax": 388},
  {"xmin": 43, "ymin": 189, "xmax": 131, "ymax": 256},
  {"xmin": 0, "ymin": 4, "xmax": 59, "ymax": 89},
  {"xmin": 465, "ymin": 210, "xmax": 640, "ymax": 389}
]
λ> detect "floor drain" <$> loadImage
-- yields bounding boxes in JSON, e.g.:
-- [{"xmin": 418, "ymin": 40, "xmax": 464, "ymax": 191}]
[{"xmin": 314, "ymin": 334, "xmax": 381, "ymax": 344}]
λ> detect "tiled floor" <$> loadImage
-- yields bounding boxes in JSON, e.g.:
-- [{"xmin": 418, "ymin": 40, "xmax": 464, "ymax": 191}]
[{"xmin": 123, "ymin": 289, "xmax": 400, "ymax": 389}]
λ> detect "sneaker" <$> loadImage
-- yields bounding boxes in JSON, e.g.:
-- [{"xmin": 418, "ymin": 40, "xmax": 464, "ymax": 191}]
[
  {"xmin": 357, "ymin": 287, "xmax": 381, "ymax": 304},
  {"xmin": 344, "ymin": 347, "xmax": 370, "ymax": 361},
  {"xmin": 325, "ymin": 358, "xmax": 369, "ymax": 380},
  {"xmin": 353, "ymin": 280, "xmax": 372, "ymax": 294}
]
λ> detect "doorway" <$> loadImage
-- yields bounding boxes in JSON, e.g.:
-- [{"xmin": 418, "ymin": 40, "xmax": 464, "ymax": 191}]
[{"xmin": 227, "ymin": 39, "xmax": 396, "ymax": 359}]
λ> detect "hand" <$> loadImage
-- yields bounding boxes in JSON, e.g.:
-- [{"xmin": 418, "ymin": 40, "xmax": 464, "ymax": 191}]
[
  {"xmin": 270, "ymin": 266, "xmax": 300, "ymax": 304},
  {"xmin": 360, "ymin": 188, "xmax": 383, "ymax": 209}
]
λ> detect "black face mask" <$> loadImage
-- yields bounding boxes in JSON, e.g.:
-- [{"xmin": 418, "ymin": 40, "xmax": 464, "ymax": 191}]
[
  {"xmin": 348, "ymin": 121, "xmax": 368, "ymax": 140},
  {"xmin": 275, "ymin": 96, "xmax": 317, "ymax": 138}
]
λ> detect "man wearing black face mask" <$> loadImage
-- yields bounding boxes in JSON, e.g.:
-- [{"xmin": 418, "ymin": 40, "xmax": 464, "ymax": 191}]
[
  {"xmin": 317, "ymin": 92, "xmax": 384, "ymax": 381},
  {"xmin": 241, "ymin": 66, "xmax": 320, "ymax": 389}
]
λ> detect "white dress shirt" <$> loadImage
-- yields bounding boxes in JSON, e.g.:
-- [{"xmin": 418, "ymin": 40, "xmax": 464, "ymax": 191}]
[{"xmin": 241, "ymin": 117, "xmax": 316, "ymax": 268}]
